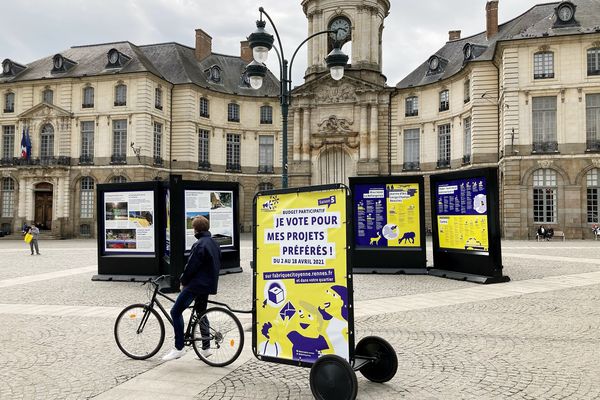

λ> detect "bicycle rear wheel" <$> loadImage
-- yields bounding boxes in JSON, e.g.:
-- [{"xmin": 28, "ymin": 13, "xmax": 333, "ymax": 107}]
[
  {"xmin": 114, "ymin": 304, "xmax": 165, "ymax": 360},
  {"xmin": 192, "ymin": 307, "xmax": 244, "ymax": 367}
]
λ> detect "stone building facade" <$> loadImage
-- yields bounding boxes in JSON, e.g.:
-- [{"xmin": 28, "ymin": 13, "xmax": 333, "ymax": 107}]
[{"xmin": 1, "ymin": 0, "xmax": 599, "ymax": 239}]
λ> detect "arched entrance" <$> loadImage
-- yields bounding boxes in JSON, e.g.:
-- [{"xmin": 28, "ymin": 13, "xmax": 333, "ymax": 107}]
[
  {"xmin": 34, "ymin": 182, "xmax": 53, "ymax": 230},
  {"xmin": 315, "ymin": 146, "xmax": 354, "ymax": 185}
]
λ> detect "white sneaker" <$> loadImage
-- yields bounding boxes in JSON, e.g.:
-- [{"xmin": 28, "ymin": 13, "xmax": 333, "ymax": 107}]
[
  {"xmin": 161, "ymin": 347, "xmax": 186, "ymax": 361},
  {"xmin": 199, "ymin": 348, "xmax": 213, "ymax": 358}
]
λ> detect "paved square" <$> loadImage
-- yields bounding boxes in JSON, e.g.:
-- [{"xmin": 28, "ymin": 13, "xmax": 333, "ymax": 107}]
[{"xmin": 0, "ymin": 237, "xmax": 599, "ymax": 399}]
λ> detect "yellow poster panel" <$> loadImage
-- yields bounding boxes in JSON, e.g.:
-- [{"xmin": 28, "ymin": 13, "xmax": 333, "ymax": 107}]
[
  {"xmin": 255, "ymin": 188, "xmax": 350, "ymax": 364},
  {"xmin": 437, "ymin": 215, "xmax": 489, "ymax": 252},
  {"xmin": 385, "ymin": 183, "xmax": 420, "ymax": 247}
]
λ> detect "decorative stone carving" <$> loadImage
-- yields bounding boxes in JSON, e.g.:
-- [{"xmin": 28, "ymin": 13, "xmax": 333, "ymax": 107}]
[
  {"xmin": 80, "ymin": 167, "xmax": 91, "ymax": 176},
  {"xmin": 226, "ymin": 175, "xmax": 239, "ymax": 182},
  {"xmin": 592, "ymin": 158, "xmax": 600, "ymax": 168},
  {"xmin": 537, "ymin": 160, "xmax": 554, "ymax": 168},
  {"xmin": 199, "ymin": 174, "xmax": 209, "ymax": 181},
  {"xmin": 318, "ymin": 116, "xmax": 353, "ymax": 134},
  {"xmin": 1, "ymin": 170, "xmax": 11, "ymax": 178},
  {"xmin": 315, "ymin": 83, "xmax": 357, "ymax": 104}
]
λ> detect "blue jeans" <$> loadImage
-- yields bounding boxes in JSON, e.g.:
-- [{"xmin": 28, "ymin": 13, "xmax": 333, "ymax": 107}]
[{"xmin": 170, "ymin": 288, "xmax": 208, "ymax": 350}]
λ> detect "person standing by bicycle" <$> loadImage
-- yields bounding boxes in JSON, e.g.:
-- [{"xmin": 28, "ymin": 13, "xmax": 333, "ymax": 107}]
[{"xmin": 162, "ymin": 215, "xmax": 221, "ymax": 361}]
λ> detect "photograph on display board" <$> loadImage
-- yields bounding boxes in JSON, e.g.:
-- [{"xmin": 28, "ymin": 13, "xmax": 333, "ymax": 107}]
[
  {"xmin": 255, "ymin": 189, "xmax": 351, "ymax": 365},
  {"xmin": 128, "ymin": 211, "xmax": 153, "ymax": 227},
  {"xmin": 354, "ymin": 183, "xmax": 421, "ymax": 248},
  {"xmin": 106, "ymin": 229, "xmax": 137, "ymax": 249},
  {"xmin": 184, "ymin": 190, "xmax": 234, "ymax": 249},
  {"xmin": 435, "ymin": 177, "xmax": 489, "ymax": 253},
  {"xmin": 105, "ymin": 202, "xmax": 128, "ymax": 220}
]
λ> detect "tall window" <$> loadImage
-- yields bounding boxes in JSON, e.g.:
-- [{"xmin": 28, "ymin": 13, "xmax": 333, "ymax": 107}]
[
  {"xmin": 532, "ymin": 96, "xmax": 557, "ymax": 152},
  {"xmin": 437, "ymin": 124, "xmax": 451, "ymax": 167},
  {"xmin": 111, "ymin": 175, "xmax": 127, "ymax": 183},
  {"xmin": 405, "ymin": 96, "xmax": 418, "ymax": 117},
  {"xmin": 260, "ymin": 105, "xmax": 273, "ymax": 124},
  {"xmin": 112, "ymin": 120, "xmax": 127, "ymax": 163},
  {"xmin": 155, "ymin": 87, "xmax": 163, "ymax": 110},
  {"xmin": 80, "ymin": 177, "xmax": 94, "ymax": 219},
  {"xmin": 114, "ymin": 84, "xmax": 127, "ymax": 106},
  {"xmin": 198, "ymin": 129, "xmax": 210, "ymax": 169},
  {"xmin": 42, "ymin": 89, "xmax": 53, "ymax": 104},
  {"xmin": 82, "ymin": 86, "xmax": 94, "ymax": 108},
  {"xmin": 80, "ymin": 121, "xmax": 94, "ymax": 163},
  {"xmin": 586, "ymin": 94, "xmax": 600, "ymax": 151},
  {"xmin": 534, "ymin": 51, "xmax": 554, "ymax": 79},
  {"xmin": 587, "ymin": 48, "xmax": 600, "ymax": 76},
  {"xmin": 226, "ymin": 133, "xmax": 241, "ymax": 171},
  {"xmin": 4, "ymin": 92, "xmax": 14, "ymax": 113},
  {"xmin": 533, "ymin": 169, "xmax": 557, "ymax": 223},
  {"xmin": 1, "ymin": 177, "xmax": 15, "ymax": 217},
  {"xmin": 228, "ymin": 103, "xmax": 240, "ymax": 122},
  {"xmin": 153, "ymin": 122, "xmax": 162, "ymax": 164},
  {"xmin": 439, "ymin": 90, "xmax": 449, "ymax": 112},
  {"xmin": 463, "ymin": 117, "xmax": 472, "ymax": 163},
  {"xmin": 259, "ymin": 135, "xmax": 274, "ymax": 173},
  {"xmin": 40, "ymin": 124, "xmax": 54, "ymax": 158},
  {"xmin": 588, "ymin": 169, "xmax": 599, "ymax": 223},
  {"xmin": 200, "ymin": 97, "xmax": 209, "ymax": 118},
  {"xmin": 403, "ymin": 128, "xmax": 420, "ymax": 170},
  {"xmin": 258, "ymin": 182, "xmax": 274, "ymax": 192},
  {"xmin": 464, "ymin": 79, "xmax": 471, "ymax": 103},
  {"xmin": 2, "ymin": 125, "xmax": 15, "ymax": 160}
]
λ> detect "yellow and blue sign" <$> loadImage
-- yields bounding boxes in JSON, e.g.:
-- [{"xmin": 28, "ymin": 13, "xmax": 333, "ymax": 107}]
[
  {"xmin": 354, "ymin": 183, "xmax": 421, "ymax": 248},
  {"xmin": 254, "ymin": 187, "xmax": 352, "ymax": 366}
]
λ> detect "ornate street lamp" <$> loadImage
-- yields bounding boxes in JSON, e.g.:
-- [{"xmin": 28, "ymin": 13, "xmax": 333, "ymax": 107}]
[{"xmin": 246, "ymin": 7, "xmax": 349, "ymax": 188}]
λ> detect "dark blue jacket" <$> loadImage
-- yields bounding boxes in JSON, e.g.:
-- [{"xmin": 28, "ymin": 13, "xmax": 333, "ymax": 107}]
[{"xmin": 179, "ymin": 231, "xmax": 221, "ymax": 295}]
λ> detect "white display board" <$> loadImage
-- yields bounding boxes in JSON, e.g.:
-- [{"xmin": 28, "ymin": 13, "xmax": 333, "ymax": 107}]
[
  {"xmin": 184, "ymin": 190, "xmax": 234, "ymax": 250},
  {"xmin": 104, "ymin": 191, "xmax": 155, "ymax": 253}
]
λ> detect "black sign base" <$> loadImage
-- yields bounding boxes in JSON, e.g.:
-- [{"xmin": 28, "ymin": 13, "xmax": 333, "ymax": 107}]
[
  {"xmin": 428, "ymin": 269, "xmax": 510, "ymax": 284},
  {"xmin": 353, "ymin": 267, "xmax": 428, "ymax": 275},
  {"xmin": 91, "ymin": 274, "xmax": 154, "ymax": 282},
  {"xmin": 221, "ymin": 267, "xmax": 243, "ymax": 274}
]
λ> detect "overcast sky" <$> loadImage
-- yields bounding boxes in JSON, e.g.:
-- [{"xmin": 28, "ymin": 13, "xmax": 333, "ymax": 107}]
[{"xmin": 1, "ymin": 0, "xmax": 544, "ymax": 86}]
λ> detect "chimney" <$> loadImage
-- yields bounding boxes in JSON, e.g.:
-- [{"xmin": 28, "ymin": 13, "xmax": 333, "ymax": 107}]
[
  {"xmin": 448, "ymin": 30, "xmax": 461, "ymax": 41},
  {"xmin": 195, "ymin": 29, "xmax": 212, "ymax": 61},
  {"xmin": 240, "ymin": 40, "xmax": 253, "ymax": 63},
  {"xmin": 486, "ymin": 1, "xmax": 499, "ymax": 39}
]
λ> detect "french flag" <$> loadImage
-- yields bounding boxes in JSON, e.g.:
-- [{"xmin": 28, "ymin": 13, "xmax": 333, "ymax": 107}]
[{"xmin": 20, "ymin": 127, "xmax": 31, "ymax": 160}]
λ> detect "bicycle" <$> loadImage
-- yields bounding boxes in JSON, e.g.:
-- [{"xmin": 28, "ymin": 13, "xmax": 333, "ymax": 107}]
[{"xmin": 114, "ymin": 275, "xmax": 246, "ymax": 367}]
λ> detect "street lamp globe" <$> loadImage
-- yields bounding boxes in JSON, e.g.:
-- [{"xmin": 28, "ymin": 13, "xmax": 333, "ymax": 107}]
[
  {"xmin": 325, "ymin": 46, "xmax": 349, "ymax": 81},
  {"xmin": 248, "ymin": 20, "xmax": 274, "ymax": 64},
  {"xmin": 249, "ymin": 75, "xmax": 264, "ymax": 89},
  {"xmin": 246, "ymin": 60, "xmax": 267, "ymax": 90}
]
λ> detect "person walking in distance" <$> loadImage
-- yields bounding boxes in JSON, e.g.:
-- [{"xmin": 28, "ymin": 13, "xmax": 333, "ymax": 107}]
[
  {"xmin": 27, "ymin": 223, "xmax": 41, "ymax": 255},
  {"xmin": 162, "ymin": 215, "xmax": 221, "ymax": 361}
]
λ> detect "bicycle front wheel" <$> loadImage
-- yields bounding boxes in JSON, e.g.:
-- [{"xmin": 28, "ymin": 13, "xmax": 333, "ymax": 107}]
[
  {"xmin": 114, "ymin": 304, "xmax": 165, "ymax": 360},
  {"xmin": 192, "ymin": 307, "xmax": 244, "ymax": 367}
]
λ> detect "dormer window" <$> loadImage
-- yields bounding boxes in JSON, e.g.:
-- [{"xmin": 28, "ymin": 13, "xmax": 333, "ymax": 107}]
[
  {"xmin": 2, "ymin": 59, "xmax": 26, "ymax": 77},
  {"xmin": 464, "ymin": 44, "xmax": 473, "ymax": 61},
  {"xmin": 106, "ymin": 48, "xmax": 129, "ymax": 69},
  {"xmin": 426, "ymin": 55, "xmax": 447, "ymax": 76},
  {"xmin": 207, "ymin": 66, "xmax": 221, "ymax": 83},
  {"xmin": 2, "ymin": 60, "xmax": 10, "ymax": 75},
  {"xmin": 53, "ymin": 54, "xmax": 64, "ymax": 71},
  {"xmin": 429, "ymin": 56, "xmax": 439, "ymax": 71},
  {"xmin": 241, "ymin": 71, "xmax": 251, "ymax": 87},
  {"xmin": 554, "ymin": 1, "xmax": 578, "ymax": 27}
]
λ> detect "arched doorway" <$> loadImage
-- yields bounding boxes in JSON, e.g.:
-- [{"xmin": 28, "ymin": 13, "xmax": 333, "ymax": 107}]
[
  {"xmin": 34, "ymin": 182, "xmax": 53, "ymax": 230},
  {"xmin": 315, "ymin": 146, "xmax": 354, "ymax": 185}
]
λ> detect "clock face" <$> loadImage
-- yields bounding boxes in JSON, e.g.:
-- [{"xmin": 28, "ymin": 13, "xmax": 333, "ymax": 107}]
[
  {"xmin": 109, "ymin": 50, "xmax": 119, "ymax": 64},
  {"xmin": 429, "ymin": 57, "xmax": 439, "ymax": 70},
  {"xmin": 558, "ymin": 5, "xmax": 573, "ymax": 21},
  {"xmin": 329, "ymin": 18, "xmax": 350, "ymax": 41}
]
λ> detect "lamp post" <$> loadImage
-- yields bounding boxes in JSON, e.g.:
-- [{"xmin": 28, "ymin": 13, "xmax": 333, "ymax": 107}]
[{"xmin": 246, "ymin": 7, "xmax": 349, "ymax": 188}]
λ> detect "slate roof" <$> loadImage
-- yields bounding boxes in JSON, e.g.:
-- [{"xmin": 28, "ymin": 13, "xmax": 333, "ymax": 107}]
[
  {"xmin": 0, "ymin": 41, "xmax": 279, "ymax": 97},
  {"xmin": 397, "ymin": 0, "xmax": 600, "ymax": 89}
]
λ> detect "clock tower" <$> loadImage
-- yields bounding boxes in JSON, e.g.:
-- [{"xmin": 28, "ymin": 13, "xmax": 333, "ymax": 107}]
[
  {"xmin": 302, "ymin": 0, "xmax": 390, "ymax": 85},
  {"xmin": 289, "ymin": 0, "xmax": 392, "ymax": 188}
]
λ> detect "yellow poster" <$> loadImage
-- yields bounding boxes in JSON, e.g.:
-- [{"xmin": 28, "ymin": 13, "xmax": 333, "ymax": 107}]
[
  {"xmin": 255, "ymin": 188, "xmax": 350, "ymax": 364},
  {"xmin": 386, "ymin": 183, "xmax": 420, "ymax": 247},
  {"xmin": 437, "ymin": 215, "xmax": 489, "ymax": 251}
]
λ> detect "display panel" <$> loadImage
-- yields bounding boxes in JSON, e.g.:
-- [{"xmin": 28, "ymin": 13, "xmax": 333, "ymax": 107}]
[
  {"xmin": 354, "ymin": 183, "xmax": 421, "ymax": 248},
  {"xmin": 255, "ymin": 188, "xmax": 351, "ymax": 365},
  {"xmin": 435, "ymin": 177, "xmax": 489, "ymax": 253},
  {"xmin": 103, "ymin": 191, "xmax": 155, "ymax": 253},
  {"xmin": 184, "ymin": 190, "xmax": 234, "ymax": 250}
]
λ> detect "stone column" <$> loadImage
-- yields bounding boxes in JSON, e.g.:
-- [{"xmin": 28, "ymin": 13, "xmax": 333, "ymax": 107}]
[
  {"xmin": 302, "ymin": 109, "xmax": 311, "ymax": 161},
  {"xmin": 18, "ymin": 176, "xmax": 27, "ymax": 220},
  {"xmin": 371, "ymin": 10, "xmax": 378, "ymax": 64},
  {"xmin": 307, "ymin": 15, "xmax": 314, "ymax": 69},
  {"xmin": 370, "ymin": 104, "xmax": 379, "ymax": 159},
  {"xmin": 25, "ymin": 180, "xmax": 33, "ymax": 223},
  {"xmin": 293, "ymin": 109, "xmax": 301, "ymax": 161},
  {"xmin": 359, "ymin": 105, "xmax": 368, "ymax": 160}
]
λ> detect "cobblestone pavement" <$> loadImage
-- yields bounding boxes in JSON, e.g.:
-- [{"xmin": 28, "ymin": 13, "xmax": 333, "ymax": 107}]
[{"xmin": 0, "ymin": 236, "xmax": 599, "ymax": 399}]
